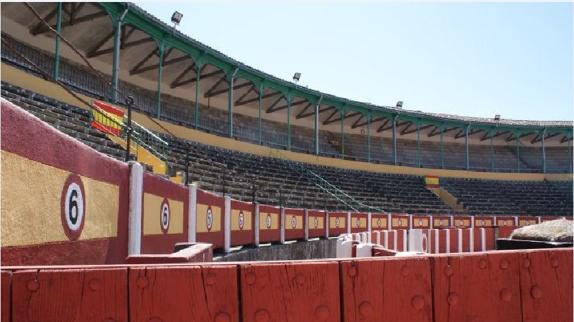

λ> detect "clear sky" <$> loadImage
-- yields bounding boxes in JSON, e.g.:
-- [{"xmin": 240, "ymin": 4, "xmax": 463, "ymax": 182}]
[{"xmin": 138, "ymin": 1, "xmax": 573, "ymax": 121}]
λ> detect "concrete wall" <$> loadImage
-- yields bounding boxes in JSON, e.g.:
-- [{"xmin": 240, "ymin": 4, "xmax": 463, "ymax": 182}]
[{"xmin": 214, "ymin": 238, "xmax": 338, "ymax": 262}]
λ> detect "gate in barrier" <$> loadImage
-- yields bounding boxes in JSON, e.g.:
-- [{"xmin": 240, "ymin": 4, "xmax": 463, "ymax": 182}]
[
  {"xmin": 258, "ymin": 204, "xmax": 281, "ymax": 243},
  {"xmin": 141, "ymin": 173, "xmax": 188, "ymax": 254},
  {"xmin": 284, "ymin": 208, "xmax": 305, "ymax": 241},
  {"xmin": 230, "ymin": 200, "xmax": 255, "ymax": 247},
  {"xmin": 195, "ymin": 189, "xmax": 224, "ymax": 250},
  {"xmin": 307, "ymin": 210, "xmax": 326, "ymax": 239}
]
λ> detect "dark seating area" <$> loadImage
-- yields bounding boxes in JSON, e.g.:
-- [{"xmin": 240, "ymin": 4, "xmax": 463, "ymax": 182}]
[{"xmin": 441, "ymin": 178, "xmax": 573, "ymax": 216}]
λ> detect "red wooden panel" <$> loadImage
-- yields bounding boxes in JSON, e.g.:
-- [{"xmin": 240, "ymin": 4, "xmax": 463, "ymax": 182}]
[
  {"xmin": 460, "ymin": 229, "xmax": 470, "ymax": 253},
  {"xmin": 519, "ymin": 249, "xmax": 573, "ymax": 322},
  {"xmin": 259, "ymin": 204, "xmax": 281, "ymax": 243},
  {"xmin": 1, "ymin": 271, "xmax": 10, "ymax": 322},
  {"xmin": 12, "ymin": 268, "xmax": 127, "ymax": 322},
  {"xmin": 328, "ymin": 212, "xmax": 348, "ymax": 237},
  {"xmin": 498, "ymin": 226, "xmax": 516, "ymax": 239},
  {"xmin": 412, "ymin": 215, "xmax": 431, "ymax": 229},
  {"xmin": 196, "ymin": 189, "xmax": 225, "ymax": 249},
  {"xmin": 473, "ymin": 215, "xmax": 495, "ymax": 228},
  {"xmin": 308, "ymin": 210, "xmax": 327, "ymax": 238},
  {"xmin": 483, "ymin": 228, "xmax": 496, "ymax": 251},
  {"xmin": 341, "ymin": 257, "xmax": 433, "ymax": 322},
  {"xmin": 432, "ymin": 215, "xmax": 452, "ymax": 229},
  {"xmin": 539, "ymin": 216, "xmax": 564, "ymax": 222},
  {"xmin": 385, "ymin": 230, "xmax": 396, "ymax": 251},
  {"xmin": 473, "ymin": 228, "xmax": 482, "ymax": 252},
  {"xmin": 391, "ymin": 214, "xmax": 410, "ymax": 229},
  {"xmin": 230, "ymin": 199, "xmax": 255, "ymax": 246},
  {"xmin": 449, "ymin": 229, "xmax": 459, "ymax": 253},
  {"xmin": 438, "ymin": 230, "xmax": 449, "ymax": 253},
  {"xmin": 370, "ymin": 213, "xmax": 388, "ymax": 232},
  {"xmin": 433, "ymin": 252, "xmax": 522, "ymax": 322},
  {"xmin": 396, "ymin": 230, "xmax": 406, "ymax": 252},
  {"xmin": 130, "ymin": 265, "xmax": 239, "ymax": 322},
  {"xmin": 350, "ymin": 213, "xmax": 369, "ymax": 233},
  {"xmin": 496, "ymin": 217, "xmax": 516, "ymax": 227},
  {"xmin": 240, "ymin": 261, "xmax": 340, "ymax": 322},
  {"xmin": 284, "ymin": 208, "xmax": 305, "ymax": 241}
]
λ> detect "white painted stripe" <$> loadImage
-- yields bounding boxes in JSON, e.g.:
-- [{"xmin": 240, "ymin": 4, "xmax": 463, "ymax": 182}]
[
  {"xmin": 224, "ymin": 195, "xmax": 231, "ymax": 253},
  {"xmin": 280, "ymin": 207, "xmax": 285, "ymax": 244},
  {"xmin": 347, "ymin": 212, "xmax": 352, "ymax": 234},
  {"xmin": 304, "ymin": 209, "xmax": 309, "ymax": 241},
  {"xmin": 188, "ymin": 182, "xmax": 197, "ymax": 243},
  {"xmin": 325, "ymin": 213, "xmax": 330, "ymax": 238},
  {"xmin": 254, "ymin": 203, "xmax": 260, "ymax": 246},
  {"xmin": 469, "ymin": 228, "xmax": 474, "ymax": 252},
  {"xmin": 128, "ymin": 161, "xmax": 143, "ymax": 256},
  {"xmin": 367, "ymin": 212, "xmax": 372, "ymax": 234},
  {"xmin": 403, "ymin": 230, "xmax": 408, "ymax": 252},
  {"xmin": 434, "ymin": 229, "xmax": 440, "ymax": 254},
  {"xmin": 480, "ymin": 228, "xmax": 486, "ymax": 251},
  {"xmin": 445, "ymin": 229, "xmax": 450, "ymax": 253},
  {"xmin": 374, "ymin": 231, "xmax": 380, "ymax": 245},
  {"xmin": 393, "ymin": 230, "xmax": 398, "ymax": 251},
  {"xmin": 457, "ymin": 228, "xmax": 464, "ymax": 253}
]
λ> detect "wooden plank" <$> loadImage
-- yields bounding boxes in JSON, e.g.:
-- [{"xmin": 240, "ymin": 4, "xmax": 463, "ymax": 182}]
[
  {"xmin": 129, "ymin": 265, "xmax": 239, "ymax": 322},
  {"xmin": 341, "ymin": 257, "xmax": 433, "ymax": 322},
  {"xmin": 240, "ymin": 261, "xmax": 340, "ymax": 322},
  {"xmin": 12, "ymin": 268, "xmax": 127, "ymax": 322},
  {"xmin": 519, "ymin": 249, "xmax": 573, "ymax": 322},
  {"xmin": 1, "ymin": 271, "xmax": 11, "ymax": 322},
  {"xmin": 432, "ymin": 252, "xmax": 522, "ymax": 322}
]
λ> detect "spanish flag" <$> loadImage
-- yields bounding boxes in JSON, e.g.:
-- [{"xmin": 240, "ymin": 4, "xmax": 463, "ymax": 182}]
[{"xmin": 91, "ymin": 100, "xmax": 124, "ymax": 136}]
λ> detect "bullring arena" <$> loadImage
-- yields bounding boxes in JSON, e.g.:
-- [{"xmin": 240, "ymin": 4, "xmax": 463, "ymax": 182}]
[{"xmin": 0, "ymin": 2, "xmax": 573, "ymax": 322}]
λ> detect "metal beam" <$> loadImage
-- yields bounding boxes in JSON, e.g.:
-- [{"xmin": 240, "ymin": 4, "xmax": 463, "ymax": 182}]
[
  {"xmin": 204, "ymin": 75, "xmax": 228, "ymax": 98},
  {"xmin": 169, "ymin": 62, "xmax": 196, "ymax": 88},
  {"xmin": 402, "ymin": 124, "xmax": 432, "ymax": 135},
  {"xmin": 128, "ymin": 47, "xmax": 159, "ymax": 74},
  {"xmin": 428, "ymin": 126, "xmax": 458, "ymax": 138},
  {"xmin": 68, "ymin": 3, "xmax": 86, "ymax": 25},
  {"xmin": 480, "ymin": 130, "xmax": 510, "ymax": 142},
  {"xmin": 32, "ymin": 11, "xmax": 108, "ymax": 35},
  {"xmin": 234, "ymin": 85, "xmax": 256, "ymax": 105},
  {"xmin": 322, "ymin": 109, "xmax": 339, "ymax": 125},
  {"xmin": 265, "ymin": 96, "xmax": 285, "ymax": 113},
  {"xmin": 455, "ymin": 128, "xmax": 483, "ymax": 139},
  {"xmin": 236, "ymin": 91, "xmax": 280, "ymax": 107},
  {"xmin": 531, "ymin": 132, "xmax": 560, "ymax": 144},
  {"xmin": 323, "ymin": 111, "xmax": 360, "ymax": 126},
  {"xmin": 506, "ymin": 131, "xmax": 534, "ymax": 142},
  {"xmin": 131, "ymin": 54, "xmax": 190, "ymax": 75},
  {"xmin": 295, "ymin": 103, "xmax": 313, "ymax": 119},
  {"xmin": 297, "ymin": 105, "xmax": 334, "ymax": 119},
  {"xmin": 205, "ymin": 81, "xmax": 251, "ymax": 98},
  {"xmin": 89, "ymin": 36, "xmax": 154, "ymax": 58},
  {"xmin": 86, "ymin": 30, "xmax": 115, "ymax": 58},
  {"xmin": 351, "ymin": 114, "xmax": 365, "ymax": 129},
  {"xmin": 560, "ymin": 135, "xmax": 573, "ymax": 143},
  {"xmin": 265, "ymin": 99, "xmax": 307, "ymax": 113},
  {"xmin": 398, "ymin": 121, "xmax": 413, "ymax": 135},
  {"xmin": 171, "ymin": 69, "xmax": 224, "ymax": 88},
  {"xmin": 376, "ymin": 119, "xmax": 391, "ymax": 133},
  {"xmin": 30, "ymin": 5, "xmax": 58, "ymax": 35}
]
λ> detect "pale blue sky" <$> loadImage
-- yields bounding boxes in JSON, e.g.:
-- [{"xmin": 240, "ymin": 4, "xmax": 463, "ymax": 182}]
[{"xmin": 139, "ymin": 2, "xmax": 573, "ymax": 121}]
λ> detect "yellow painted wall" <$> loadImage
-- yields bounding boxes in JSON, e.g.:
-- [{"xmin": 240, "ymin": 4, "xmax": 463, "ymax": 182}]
[
  {"xmin": 1, "ymin": 151, "xmax": 118, "ymax": 246},
  {"xmin": 259, "ymin": 212, "xmax": 279, "ymax": 230},
  {"xmin": 231, "ymin": 209, "xmax": 252, "ymax": 231},
  {"xmin": 142, "ymin": 193, "xmax": 184, "ymax": 235},
  {"xmin": 3, "ymin": 63, "xmax": 571, "ymax": 182},
  {"xmin": 196, "ymin": 204, "xmax": 221, "ymax": 233}
]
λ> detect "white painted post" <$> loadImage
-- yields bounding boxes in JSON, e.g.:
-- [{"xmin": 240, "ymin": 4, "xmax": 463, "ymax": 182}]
[
  {"xmin": 367, "ymin": 212, "xmax": 372, "ymax": 234},
  {"xmin": 188, "ymin": 182, "xmax": 197, "ymax": 243},
  {"xmin": 254, "ymin": 203, "xmax": 260, "ymax": 247},
  {"xmin": 280, "ymin": 207, "xmax": 285, "ymax": 244},
  {"xmin": 346, "ymin": 211, "xmax": 352, "ymax": 234},
  {"xmin": 325, "ymin": 212, "xmax": 330, "ymax": 238},
  {"xmin": 434, "ymin": 229, "xmax": 440, "ymax": 254},
  {"xmin": 480, "ymin": 228, "xmax": 486, "ymax": 251},
  {"xmin": 445, "ymin": 229, "xmax": 451, "ymax": 253},
  {"xmin": 128, "ymin": 161, "xmax": 143, "ymax": 256},
  {"xmin": 469, "ymin": 228, "xmax": 474, "ymax": 252},
  {"xmin": 393, "ymin": 230, "xmax": 398, "ymax": 251},
  {"xmin": 224, "ymin": 195, "xmax": 231, "ymax": 252},
  {"xmin": 457, "ymin": 229, "xmax": 463, "ymax": 253},
  {"xmin": 304, "ymin": 209, "xmax": 309, "ymax": 241},
  {"xmin": 387, "ymin": 213, "xmax": 392, "ymax": 230}
]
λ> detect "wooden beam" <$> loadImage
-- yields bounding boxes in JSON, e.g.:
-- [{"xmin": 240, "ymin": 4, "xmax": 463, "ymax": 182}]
[
  {"xmin": 32, "ymin": 11, "xmax": 108, "ymax": 35},
  {"xmin": 296, "ymin": 105, "xmax": 335, "ymax": 119},
  {"xmin": 30, "ymin": 6, "xmax": 58, "ymax": 35},
  {"xmin": 89, "ymin": 36, "xmax": 154, "ymax": 58},
  {"xmin": 204, "ymin": 76, "xmax": 228, "ymax": 98},
  {"xmin": 236, "ymin": 91, "xmax": 280, "ymax": 107},
  {"xmin": 205, "ymin": 81, "xmax": 252, "ymax": 98},
  {"xmin": 131, "ymin": 54, "xmax": 190, "ymax": 75},
  {"xmin": 266, "ymin": 96, "xmax": 286, "ymax": 113},
  {"xmin": 171, "ymin": 69, "xmax": 224, "ymax": 88},
  {"xmin": 169, "ymin": 63, "xmax": 196, "ymax": 88},
  {"xmin": 295, "ymin": 103, "xmax": 313, "ymax": 119},
  {"xmin": 86, "ymin": 30, "xmax": 115, "ymax": 58}
]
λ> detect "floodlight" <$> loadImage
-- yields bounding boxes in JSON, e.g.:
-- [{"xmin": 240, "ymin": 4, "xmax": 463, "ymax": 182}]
[
  {"xmin": 396, "ymin": 101, "xmax": 403, "ymax": 108},
  {"xmin": 494, "ymin": 114, "xmax": 501, "ymax": 121},
  {"xmin": 293, "ymin": 72, "xmax": 301, "ymax": 83},
  {"xmin": 171, "ymin": 11, "xmax": 183, "ymax": 26}
]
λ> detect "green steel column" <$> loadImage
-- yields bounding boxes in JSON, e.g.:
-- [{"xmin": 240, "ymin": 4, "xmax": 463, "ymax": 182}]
[
  {"xmin": 111, "ymin": 21, "xmax": 122, "ymax": 103},
  {"xmin": 465, "ymin": 124, "xmax": 470, "ymax": 170},
  {"xmin": 194, "ymin": 65, "xmax": 201, "ymax": 128},
  {"xmin": 439, "ymin": 125, "xmax": 444, "ymax": 169},
  {"xmin": 155, "ymin": 45, "xmax": 164, "ymax": 118},
  {"xmin": 227, "ymin": 70, "xmax": 237, "ymax": 138},
  {"xmin": 367, "ymin": 113, "xmax": 371, "ymax": 162},
  {"xmin": 416, "ymin": 120, "xmax": 421, "ymax": 167},
  {"xmin": 516, "ymin": 132, "xmax": 520, "ymax": 172},
  {"xmin": 340, "ymin": 107, "xmax": 345, "ymax": 157},
  {"xmin": 392, "ymin": 115, "xmax": 398, "ymax": 165},
  {"xmin": 287, "ymin": 94, "xmax": 292, "ymax": 150},
  {"xmin": 53, "ymin": 3, "xmax": 62, "ymax": 80},
  {"xmin": 490, "ymin": 130, "xmax": 495, "ymax": 171},
  {"xmin": 258, "ymin": 84, "xmax": 263, "ymax": 145},
  {"xmin": 541, "ymin": 128, "xmax": 546, "ymax": 173},
  {"xmin": 314, "ymin": 96, "xmax": 322, "ymax": 155}
]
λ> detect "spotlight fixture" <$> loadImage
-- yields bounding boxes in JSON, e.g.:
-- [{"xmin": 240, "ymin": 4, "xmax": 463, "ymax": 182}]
[
  {"xmin": 396, "ymin": 101, "xmax": 403, "ymax": 109},
  {"xmin": 293, "ymin": 72, "xmax": 301, "ymax": 83},
  {"xmin": 494, "ymin": 114, "xmax": 501, "ymax": 121},
  {"xmin": 171, "ymin": 11, "xmax": 183, "ymax": 26}
]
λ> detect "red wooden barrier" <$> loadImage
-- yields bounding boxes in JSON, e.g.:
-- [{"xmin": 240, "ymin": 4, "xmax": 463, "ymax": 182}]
[
  {"xmin": 130, "ymin": 265, "xmax": 238, "ymax": 322},
  {"xmin": 391, "ymin": 213, "xmax": 410, "ymax": 230},
  {"xmin": 12, "ymin": 268, "xmax": 128, "ymax": 321},
  {"xmin": 482, "ymin": 228, "xmax": 496, "ymax": 251},
  {"xmin": 412, "ymin": 215, "xmax": 431, "ymax": 229},
  {"xmin": 540, "ymin": 216, "xmax": 565, "ymax": 222},
  {"xmin": 453, "ymin": 216, "xmax": 472, "ymax": 228},
  {"xmin": 350, "ymin": 212, "xmax": 369, "ymax": 233},
  {"xmin": 396, "ymin": 229, "xmax": 407, "ymax": 252},
  {"xmin": 230, "ymin": 199, "xmax": 255, "ymax": 246},
  {"xmin": 240, "ymin": 262, "xmax": 340, "ymax": 322},
  {"xmin": 498, "ymin": 226, "xmax": 517, "ymax": 239},
  {"xmin": 2, "ymin": 271, "xmax": 10, "ymax": 322},
  {"xmin": 141, "ymin": 173, "xmax": 188, "ymax": 254},
  {"xmin": 496, "ymin": 216, "xmax": 517, "ymax": 227},
  {"xmin": 307, "ymin": 209, "xmax": 327, "ymax": 239},
  {"xmin": 473, "ymin": 215, "xmax": 495, "ymax": 227},
  {"xmin": 284, "ymin": 208, "xmax": 305, "ymax": 241},
  {"xmin": 432, "ymin": 215, "xmax": 452, "ymax": 229},
  {"xmin": 516, "ymin": 216, "xmax": 539, "ymax": 227},
  {"xmin": 518, "ymin": 249, "xmax": 573, "ymax": 322},
  {"xmin": 258, "ymin": 204, "xmax": 281, "ymax": 243},
  {"xmin": 341, "ymin": 257, "xmax": 433, "ymax": 322},
  {"xmin": 328, "ymin": 211, "xmax": 348, "ymax": 237},
  {"xmin": 433, "ymin": 252, "xmax": 522, "ymax": 322},
  {"xmin": 196, "ymin": 189, "xmax": 225, "ymax": 249},
  {"xmin": 370, "ymin": 213, "xmax": 388, "ymax": 232}
]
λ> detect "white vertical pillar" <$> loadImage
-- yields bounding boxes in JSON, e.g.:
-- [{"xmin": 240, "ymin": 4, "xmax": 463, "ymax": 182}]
[
  {"xmin": 445, "ymin": 229, "xmax": 451, "ymax": 253},
  {"xmin": 480, "ymin": 228, "xmax": 486, "ymax": 251},
  {"xmin": 457, "ymin": 229, "xmax": 463, "ymax": 253},
  {"xmin": 254, "ymin": 203, "xmax": 260, "ymax": 247},
  {"xmin": 128, "ymin": 161, "xmax": 143, "ymax": 256},
  {"xmin": 325, "ymin": 212, "xmax": 330, "ymax": 238},
  {"xmin": 367, "ymin": 212, "xmax": 372, "ymax": 233},
  {"xmin": 469, "ymin": 228, "xmax": 474, "ymax": 252},
  {"xmin": 280, "ymin": 207, "xmax": 286, "ymax": 244},
  {"xmin": 434, "ymin": 229, "xmax": 440, "ymax": 254},
  {"xmin": 188, "ymin": 183, "xmax": 197, "ymax": 243},
  {"xmin": 304, "ymin": 209, "xmax": 309, "ymax": 241},
  {"xmin": 387, "ymin": 213, "xmax": 392, "ymax": 230},
  {"xmin": 408, "ymin": 214, "xmax": 413, "ymax": 229},
  {"xmin": 471, "ymin": 216, "xmax": 476, "ymax": 228},
  {"xmin": 402, "ymin": 230, "xmax": 408, "ymax": 251},
  {"xmin": 513, "ymin": 216, "xmax": 518, "ymax": 226},
  {"xmin": 346, "ymin": 212, "xmax": 352, "ymax": 234},
  {"xmin": 224, "ymin": 195, "xmax": 231, "ymax": 252}
]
